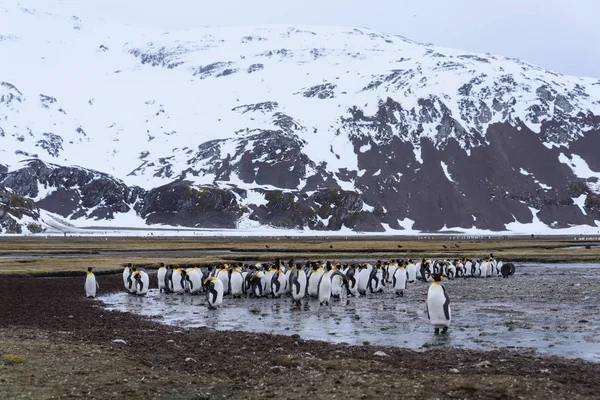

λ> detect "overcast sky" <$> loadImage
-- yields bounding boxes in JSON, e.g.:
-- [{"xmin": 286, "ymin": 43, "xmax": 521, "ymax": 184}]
[{"xmin": 82, "ymin": 0, "xmax": 599, "ymax": 78}]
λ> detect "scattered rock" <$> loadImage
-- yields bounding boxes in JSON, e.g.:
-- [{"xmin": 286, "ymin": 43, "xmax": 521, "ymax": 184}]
[
  {"xmin": 373, "ymin": 351, "xmax": 388, "ymax": 357},
  {"xmin": 475, "ymin": 360, "xmax": 491, "ymax": 368}
]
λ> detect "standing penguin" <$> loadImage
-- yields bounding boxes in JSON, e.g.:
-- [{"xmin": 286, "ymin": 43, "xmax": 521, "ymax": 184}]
[
  {"xmin": 426, "ymin": 273, "xmax": 451, "ymax": 335},
  {"xmin": 344, "ymin": 264, "xmax": 360, "ymax": 297},
  {"xmin": 307, "ymin": 263, "xmax": 324, "ymax": 297},
  {"xmin": 406, "ymin": 259, "xmax": 418, "ymax": 283},
  {"xmin": 84, "ymin": 267, "xmax": 99, "ymax": 298},
  {"xmin": 204, "ymin": 277, "xmax": 224, "ymax": 309},
  {"xmin": 126, "ymin": 266, "xmax": 137, "ymax": 294},
  {"xmin": 317, "ymin": 269, "xmax": 333, "ymax": 306},
  {"xmin": 186, "ymin": 268, "xmax": 203, "ymax": 294},
  {"xmin": 172, "ymin": 268, "xmax": 187, "ymax": 294},
  {"xmin": 122, "ymin": 263, "xmax": 132, "ymax": 291},
  {"xmin": 289, "ymin": 265, "xmax": 307, "ymax": 305},
  {"xmin": 134, "ymin": 270, "xmax": 150, "ymax": 296},
  {"xmin": 157, "ymin": 263, "xmax": 166, "ymax": 292},
  {"xmin": 392, "ymin": 263, "xmax": 407, "ymax": 297},
  {"xmin": 229, "ymin": 267, "xmax": 245, "ymax": 298},
  {"xmin": 164, "ymin": 265, "xmax": 174, "ymax": 293}
]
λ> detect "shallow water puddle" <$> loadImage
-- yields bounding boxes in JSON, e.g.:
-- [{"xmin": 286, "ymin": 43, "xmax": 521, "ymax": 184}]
[{"xmin": 101, "ymin": 265, "xmax": 600, "ymax": 362}]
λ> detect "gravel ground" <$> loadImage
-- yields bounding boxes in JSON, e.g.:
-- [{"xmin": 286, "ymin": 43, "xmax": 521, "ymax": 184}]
[{"xmin": 1, "ymin": 267, "xmax": 600, "ymax": 399}]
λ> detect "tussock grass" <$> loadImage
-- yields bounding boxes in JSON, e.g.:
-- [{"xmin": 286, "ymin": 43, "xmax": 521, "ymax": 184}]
[
  {"xmin": 2, "ymin": 354, "xmax": 26, "ymax": 365},
  {"xmin": 0, "ymin": 238, "xmax": 598, "ymax": 276}
]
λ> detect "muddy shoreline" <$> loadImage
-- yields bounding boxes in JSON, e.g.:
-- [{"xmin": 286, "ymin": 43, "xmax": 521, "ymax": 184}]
[{"xmin": 1, "ymin": 270, "xmax": 600, "ymax": 399}]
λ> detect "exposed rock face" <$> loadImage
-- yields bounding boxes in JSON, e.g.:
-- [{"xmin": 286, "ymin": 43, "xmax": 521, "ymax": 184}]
[
  {"xmin": 137, "ymin": 182, "xmax": 242, "ymax": 228},
  {"xmin": 0, "ymin": 189, "xmax": 43, "ymax": 234},
  {"xmin": 1, "ymin": 160, "xmax": 136, "ymax": 220}
]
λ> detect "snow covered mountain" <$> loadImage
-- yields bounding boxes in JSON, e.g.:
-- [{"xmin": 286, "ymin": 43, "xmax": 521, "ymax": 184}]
[{"xmin": 1, "ymin": 1, "xmax": 599, "ymax": 234}]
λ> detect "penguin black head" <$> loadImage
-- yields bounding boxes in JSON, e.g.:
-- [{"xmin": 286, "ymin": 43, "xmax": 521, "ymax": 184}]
[
  {"xmin": 429, "ymin": 273, "xmax": 444, "ymax": 282},
  {"xmin": 87, "ymin": 267, "xmax": 93, "ymax": 272}
]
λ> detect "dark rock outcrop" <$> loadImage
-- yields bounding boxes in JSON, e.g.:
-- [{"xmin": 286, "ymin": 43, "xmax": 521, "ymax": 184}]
[{"xmin": 137, "ymin": 181, "xmax": 242, "ymax": 228}]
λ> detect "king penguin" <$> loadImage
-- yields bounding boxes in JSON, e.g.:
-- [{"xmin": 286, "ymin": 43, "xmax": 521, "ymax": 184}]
[
  {"xmin": 204, "ymin": 277, "xmax": 224, "ymax": 309},
  {"xmin": 84, "ymin": 267, "xmax": 99, "ymax": 298},
  {"xmin": 392, "ymin": 263, "xmax": 407, "ymax": 297},
  {"xmin": 134, "ymin": 270, "xmax": 150, "ymax": 296},
  {"xmin": 157, "ymin": 263, "xmax": 166, "ymax": 292},
  {"xmin": 289, "ymin": 264, "xmax": 307, "ymax": 305},
  {"xmin": 426, "ymin": 273, "xmax": 451, "ymax": 335}
]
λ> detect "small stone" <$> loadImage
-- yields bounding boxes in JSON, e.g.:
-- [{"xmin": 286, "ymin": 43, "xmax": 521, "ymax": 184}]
[
  {"xmin": 111, "ymin": 339, "xmax": 127, "ymax": 345},
  {"xmin": 449, "ymin": 368, "xmax": 460, "ymax": 374},
  {"xmin": 475, "ymin": 360, "xmax": 491, "ymax": 368},
  {"xmin": 185, "ymin": 358, "xmax": 196, "ymax": 363},
  {"xmin": 373, "ymin": 351, "xmax": 388, "ymax": 357}
]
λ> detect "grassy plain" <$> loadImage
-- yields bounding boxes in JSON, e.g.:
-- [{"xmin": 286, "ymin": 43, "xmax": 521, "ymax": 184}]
[{"xmin": 0, "ymin": 236, "xmax": 599, "ymax": 276}]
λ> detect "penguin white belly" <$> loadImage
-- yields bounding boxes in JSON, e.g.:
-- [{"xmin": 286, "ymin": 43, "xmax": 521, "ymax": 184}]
[
  {"xmin": 427, "ymin": 282, "xmax": 452, "ymax": 328},
  {"xmin": 85, "ymin": 273, "xmax": 97, "ymax": 298},
  {"xmin": 427, "ymin": 283, "xmax": 451, "ymax": 328},
  {"xmin": 330, "ymin": 274, "xmax": 344, "ymax": 298},
  {"xmin": 387, "ymin": 265, "xmax": 398, "ymax": 284},
  {"xmin": 317, "ymin": 272, "xmax": 332, "ymax": 305},
  {"xmin": 307, "ymin": 270, "xmax": 323, "ymax": 297},
  {"xmin": 230, "ymin": 271, "xmax": 244, "ymax": 297},
  {"xmin": 393, "ymin": 268, "xmax": 407, "ymax": 295},
  {"xmin": 206, "ymin": 279, "xmax": 224, "ymax": 308},
  {"xmin": 371, "ymin": 270, "xmax": 384, "ymax": 293},
  {"xmin": 172, "ymin": 271, "xmax": 185, "ymax": 294},
  {"xmin": 263, "ymin": 272, "xmax": 275, "ymax": 296},
  {"xmin": 464, "ymin": 262, "xmax": 472, "ymax": 277},
  {"xmin": 283, "ymin": 271, "xmax": 291, "ymax": 294},
  {"xmin": 407, "ymin": 264, "xmax": 417, "ymax": 282},
  {"xmin": 486, "ymin": 262, "xmax": 494, "ymax": 277},
  {"xmin": 157, "ymin": 268, "xmax": 166, "ymax": 292},
  {"xmin": 187, "ymin": 270, "xmax": 203, "ymax": 294},
  {"xmin": 126, "ymin": 273, "xmax": 137, "ymax": 294},
  {"xmin": 357, "ymin": 269, "xmax": 371, "ymax": 294},
  {"xmin": 291, "ymin": 271, "xmax": 307, "ymax": 301},
  {"xmin": 495, "ymin": 261, "xmax": 503, "ymax": 276},
  {"xmin": 122, "ymin": 268, "xmax": 129, "ymax": 290},
  {"xmin": 448, "ymin": 265, "xmax": 456, "ymax": 279},
  {"xmin": 136, "ymin": 272, "xmax": 150, "ymax": 295},
  {"xmin": 252, "ymin": 272, "xmax": 264, "ymax": 297},
  {"xmin": 271, "ymin": 273, "xmax": 287, "ymax": 298},
  {"xmin": 479, "ymin": 262, "xmax": 487, "ymax": 277},
  {"xmin": 217, "ymin": 270, "xmax": 230, "ymax": 294}
]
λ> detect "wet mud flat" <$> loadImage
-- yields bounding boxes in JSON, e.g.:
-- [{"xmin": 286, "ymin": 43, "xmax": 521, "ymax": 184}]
[
  {"xmin": 1, "ymin": 268, "xmax": 600, "ymax": 399},
  {"xmin": 102, "ymin": 264, "xmax": 600, "ymax": 363}
]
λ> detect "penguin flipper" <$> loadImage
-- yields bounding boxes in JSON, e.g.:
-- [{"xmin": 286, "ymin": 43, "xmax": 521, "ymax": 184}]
[{"xmin": 442, "ymin": 286, "xmax": 451, "ymax": 321}]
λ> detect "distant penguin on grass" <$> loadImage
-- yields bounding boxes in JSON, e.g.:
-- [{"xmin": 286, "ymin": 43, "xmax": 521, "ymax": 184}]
[
  {"xmin": 426, "ymin": 273, "xmax": 451, "ymax": 335},
  {"xmin": 84, "ymin": 267, "xmax": 99, "ymax": 298}
]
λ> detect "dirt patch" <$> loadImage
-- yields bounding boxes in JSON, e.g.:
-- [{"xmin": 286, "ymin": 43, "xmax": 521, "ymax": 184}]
[{"xmin": 1, "ymin": 275, "xmax": 600, "ymax": 399}]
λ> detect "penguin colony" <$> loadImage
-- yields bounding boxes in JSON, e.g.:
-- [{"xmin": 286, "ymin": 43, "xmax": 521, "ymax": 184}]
[{"xmin": 95, "ymin": 255, "xmax": 516, "ymax": 335}]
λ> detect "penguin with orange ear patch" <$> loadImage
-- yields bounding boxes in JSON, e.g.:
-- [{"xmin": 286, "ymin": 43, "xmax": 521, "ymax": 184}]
[
  {"xmin": 426, "ymin": 273, "xmax": 451, "ymax": 335},
  {"xmin": 85, "ymin": 267, "xmax": 99, "ymax": 298}
]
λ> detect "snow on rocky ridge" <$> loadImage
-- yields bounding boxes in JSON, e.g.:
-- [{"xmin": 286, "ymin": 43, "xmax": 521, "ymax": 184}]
[{"xmin": 0, "ymin": 1, "xmax": 599, "ymax": 234}]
